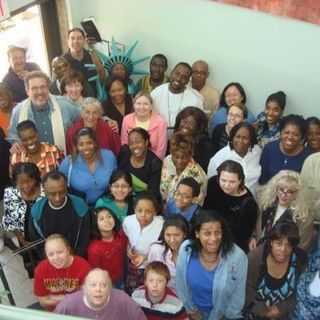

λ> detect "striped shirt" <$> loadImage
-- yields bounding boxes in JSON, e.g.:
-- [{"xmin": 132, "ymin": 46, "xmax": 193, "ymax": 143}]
[{"xmin": 11, "ymin": 142, "xmax": 63, "ymax": 177}]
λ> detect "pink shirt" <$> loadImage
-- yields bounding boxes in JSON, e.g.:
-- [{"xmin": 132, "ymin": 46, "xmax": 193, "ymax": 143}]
[{"xmin": 121, "ymin": 112, "xmax": 168, "ymax": 159}]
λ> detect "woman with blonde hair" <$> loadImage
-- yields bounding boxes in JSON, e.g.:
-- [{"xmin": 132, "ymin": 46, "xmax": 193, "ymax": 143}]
[
  {"xmin": 121, "ymin": 91, "xmax": 167, "ymax": 159},
  {"xmin": 257, "ymin": 170, "xmax": 313, "ymax": 250}
]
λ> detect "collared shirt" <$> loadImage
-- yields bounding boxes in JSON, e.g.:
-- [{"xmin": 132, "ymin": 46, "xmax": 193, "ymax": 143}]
[
  {"xmin": 255, "ymin": 111, "xmax": 281, "ymax": 148},
  {"xmin": 59, "ymin": 149, "xmax": 117, "ymax": 205},
  {"xmin": 7, "ymin": 95, "xmax": 80, "ymax": 145},
  {"xmin": 136, "ymin": 74, "xmax": 169, "ymax": 94},
  {"xmin": 11, "ymin": 142, "xmax": 63, "ymax": 177},
  {"xmin": 160, "ymin": 155, "xmax": 207, "ymax": 205},
  {"xmin": 31, "ymin": 103, "xmax": 54, "ymax": 144}
]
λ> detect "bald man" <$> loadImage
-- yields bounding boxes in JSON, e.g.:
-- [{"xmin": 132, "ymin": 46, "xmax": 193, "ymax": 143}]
[
  {"xmin": 191, "ymin": 60, "xmax": 220, "ymax": 118},
  {"xmin": 55, "ymin": 268, "xmax": 146, "ymax": 320}
]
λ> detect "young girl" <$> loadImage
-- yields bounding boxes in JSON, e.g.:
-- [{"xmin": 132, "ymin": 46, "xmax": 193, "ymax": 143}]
[
  {"xmin": 95, "ymin": 170, "xmax": 134, "ymax": 223},
  {"xmin": 148, "ymin": 215, "xmax": 189, "ymax": 291},
  {"xmin": 87, "ymin": 207, "xmax": 127, "ymax": 287},
  {"xmin": 33, "ymin": 234, "xmax": 91, "ymax": 311},
  {"xmin": 123, "ymin": 192, "xmax": 164, "ymax": 294}
]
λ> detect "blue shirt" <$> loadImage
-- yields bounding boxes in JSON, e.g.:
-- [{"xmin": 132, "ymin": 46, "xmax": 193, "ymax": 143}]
[
  {"xmin": 209, "ymin": 106, "xmax": 256, "ymax": 135},
  {"xmin": 31, "ymin": 104, "xmax": 54, "ymax": 145},
  {"xmin": 59, "ymin": 149, "xmax": 117, "ymax": 205},
  {"xmin": 7, "ymin": 95, "xmax": 80, "ymax": 144},
  {"xmin": 259, "ymin": 140, "xmax": 311, "ymax": 185},
  {"xmin": 165, "ymin": 197, "xmax": 199, "ymax": 222},
  {"xmin": 187, "ymin": 253, "xmax": 215, "ymax": 313}
]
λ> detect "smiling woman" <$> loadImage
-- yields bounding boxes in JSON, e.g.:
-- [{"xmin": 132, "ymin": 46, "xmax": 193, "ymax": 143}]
[
  {"xmin": 204, "ymin": 160, "xmax": 258, "ymax": 252},
  {"xmin": 259, "ymin": 114, "xmax": 311, "ymax": 185},
  {"xmin": 66, "ymin": 97, "xmax": 120, "ymax": 155},
  {"xmin": 11, "ymin": 120, "xmax": 63, "ymax": 177},
  {"xmin": 121, "ymin": 91, "xmax": 168, "ymax": 159},
  {"xmin": 245, "ymin": 222, "xmax": 307, "ymax": 320},
  {"xmin": 59, "ymin": 127, "xmax": 117, "ymax": 205},
  {"xmin": 33, "ymin": 234, "xmax": 91, "ymax": 311},
  {"xmin": 176, "ymin": 210, "xmax": 248, "ymax": 319}
]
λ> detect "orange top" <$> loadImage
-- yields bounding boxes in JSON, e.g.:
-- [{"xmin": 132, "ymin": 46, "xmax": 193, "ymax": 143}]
[{"xmin": 0, "ymin": 110, "xmax": 10, "ymax": 136}]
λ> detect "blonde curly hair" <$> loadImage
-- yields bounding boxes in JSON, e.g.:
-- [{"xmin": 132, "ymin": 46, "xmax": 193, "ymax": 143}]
[{"xmin": 258, "ymin": 170, "xmax": 310, "ymax": 223}]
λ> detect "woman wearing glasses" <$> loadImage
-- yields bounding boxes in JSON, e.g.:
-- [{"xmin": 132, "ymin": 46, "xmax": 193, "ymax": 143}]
[{"xmin": 257, "ymin": 170, "xmax": 313, "ymax": 250}]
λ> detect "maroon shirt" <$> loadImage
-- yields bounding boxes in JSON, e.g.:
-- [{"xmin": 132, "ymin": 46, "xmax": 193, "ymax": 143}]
[
  {"xmin": 55, "ymin": 288, "xmax": 147, "ymax": 320},
  {"xmin": 66, "ymin": 118, "xmax": 120, "ymax": 155}
]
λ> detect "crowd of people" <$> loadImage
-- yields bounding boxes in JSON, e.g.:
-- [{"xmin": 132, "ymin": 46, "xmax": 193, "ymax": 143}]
[{"xmin": 0, "ymin": 26, "xmax": 320, "ymax": 320}]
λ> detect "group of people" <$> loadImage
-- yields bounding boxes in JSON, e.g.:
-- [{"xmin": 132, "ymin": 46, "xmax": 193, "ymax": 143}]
[{"xmin": 0, "ymin": 26, "xmax": 320, "ymax": 320}]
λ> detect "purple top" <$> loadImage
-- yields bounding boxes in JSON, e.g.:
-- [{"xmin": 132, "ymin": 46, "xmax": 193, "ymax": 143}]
[{"xmin": 55, "ymin": 288, "xmax": 147, "ymax": 320}]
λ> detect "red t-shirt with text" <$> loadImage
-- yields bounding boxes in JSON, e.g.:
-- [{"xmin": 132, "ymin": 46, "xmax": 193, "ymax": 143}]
[{"xmin": 34, "ymin": 256, "xmax": 91, "ymax": 298}]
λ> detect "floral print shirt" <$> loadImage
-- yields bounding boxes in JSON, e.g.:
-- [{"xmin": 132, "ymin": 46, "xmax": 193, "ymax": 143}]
[
  {"xmin": 160, "ymin": 155, "xmax": 207, "ymax": 205},
  {"xmin": 2, "ymin": 187, "xmax": 43, "ymax": 233}
]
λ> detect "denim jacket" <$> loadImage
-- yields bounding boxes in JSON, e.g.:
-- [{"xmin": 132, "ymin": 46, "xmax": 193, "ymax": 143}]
[{"xmin": 175, "ymin": 240, "xmax": 248, "ymax": 320}]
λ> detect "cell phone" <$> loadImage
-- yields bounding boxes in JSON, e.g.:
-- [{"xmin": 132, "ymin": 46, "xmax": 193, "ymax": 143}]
[{"xmin": 81, "ymin": 17, "xmax": 102, "ymax": 42}]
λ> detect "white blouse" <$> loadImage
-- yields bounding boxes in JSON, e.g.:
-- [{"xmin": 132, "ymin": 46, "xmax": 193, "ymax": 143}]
[{"xmin": 123, "ymin": 214, "xmax": 164, "ymax": 268}]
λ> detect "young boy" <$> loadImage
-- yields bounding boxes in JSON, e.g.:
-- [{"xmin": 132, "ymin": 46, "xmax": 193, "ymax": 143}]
[
  {"xmin": 132, "ymin": 261, "xmax": 187, "ymax": 320},
  {"xmin": 165, "ymin": 177, "xmax": 200, "ymax": 222}
]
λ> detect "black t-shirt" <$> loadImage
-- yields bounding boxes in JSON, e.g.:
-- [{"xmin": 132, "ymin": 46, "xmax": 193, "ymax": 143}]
[
  {"xmin": 102, "ymin": 95, "xmax": 133, "ymax": 133},
  {"xmin": 39, "ymin": 198, "xmax": 80, "ymax": 247},
  {"xmin": 118, "ymin": 145, "xmax": 162, "ymax": 200},
  {"xmin": 203, "ymin": 175, "xmax": 258, "ymax": 252}
]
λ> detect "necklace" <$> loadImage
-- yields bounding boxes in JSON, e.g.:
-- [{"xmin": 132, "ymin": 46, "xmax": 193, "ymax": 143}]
[
  {"xmin": 48, "ymin": 196, "xmax": 68, "ymax": 210},
  {"xmin": 167, "ymin": 88, "xmax": 185, "ymax": 127}
]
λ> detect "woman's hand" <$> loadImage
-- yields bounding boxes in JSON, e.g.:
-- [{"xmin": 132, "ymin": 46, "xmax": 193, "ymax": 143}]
[
  {"xmin": 128, "ymin": 246, "xmax": 146, "ymax": 267},
  {"xmin": 107, "ymin": 120, "xmax": 119, "ymax": 134},
  {"xmin": 188, "ymin": 309, "xmax": 202, "ymax": 320},
  {"xmin": 265, "ymin": 305, "xmax": 280, "ymax": 318}
]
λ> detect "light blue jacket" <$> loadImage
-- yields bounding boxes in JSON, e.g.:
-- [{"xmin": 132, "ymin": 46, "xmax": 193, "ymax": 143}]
[
  {"xmin": 7, "ymin": 95, "xmax": 80, "ymax": 144},
  {"xmin": 175, "ymin": 239, "xmax": 248, "ymax": 320}
]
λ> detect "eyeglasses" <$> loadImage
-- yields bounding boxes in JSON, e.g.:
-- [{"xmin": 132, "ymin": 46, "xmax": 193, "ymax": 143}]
[
  {"xmin": 111, "ymin": 183, "xmax": 130, "ymax": 189},
  {"xmin": 277, "ymin": 187, "xmax": 298, "ymax": 196},
  {"xmin": 174, "ymin": 191, "xmax": 192, "ymax": 200}
]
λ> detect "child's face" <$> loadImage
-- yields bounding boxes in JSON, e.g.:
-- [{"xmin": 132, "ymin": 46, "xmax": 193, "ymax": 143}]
[
  {"xmin": 45, "ymin": 239, "xmax": 71, "ymax": 269},
  {"xmin": 174, "ymin": 184, "xmax": 194, "ymax": 210},
  {"xmin": 136, "ymin": 199, "xmax": 156, "ymax": 228},
  {"xmin": 97, "ymin": 210, "xmax": 116, "ymax": 233},
  {"xmin": 110, "ymin": 177, "xmax": 132, "ymax": 202},
  {"xmin": 145, "ymin": 270, "xmax": 167, "ymax": 301},
  {"xmin": 164, "ymin": 226, "xmax": 185, "ymax": 252}
]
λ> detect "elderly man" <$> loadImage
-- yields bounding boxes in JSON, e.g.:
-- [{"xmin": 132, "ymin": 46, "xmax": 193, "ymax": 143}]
[
  {"xmin": 151, "ymin": 62, "xmax": 204, "ymax": 129},
  {"xmin": 28, "ymin": 171, "xmax": 91, "ymax": 257},
  {"xmin": 55, "ymin": 268, "xmax": 147, "ymax": 320},
  {"xmin": 2, "ymin": 46, "xmax": 40, "ymax": 103},
  {"xmin": 191, "ymin": 60, "xmax": 220, "ymax": 118},
  {"xmin": 8, "ymin": 70, "xmax": 80, "ymax": 153}
]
